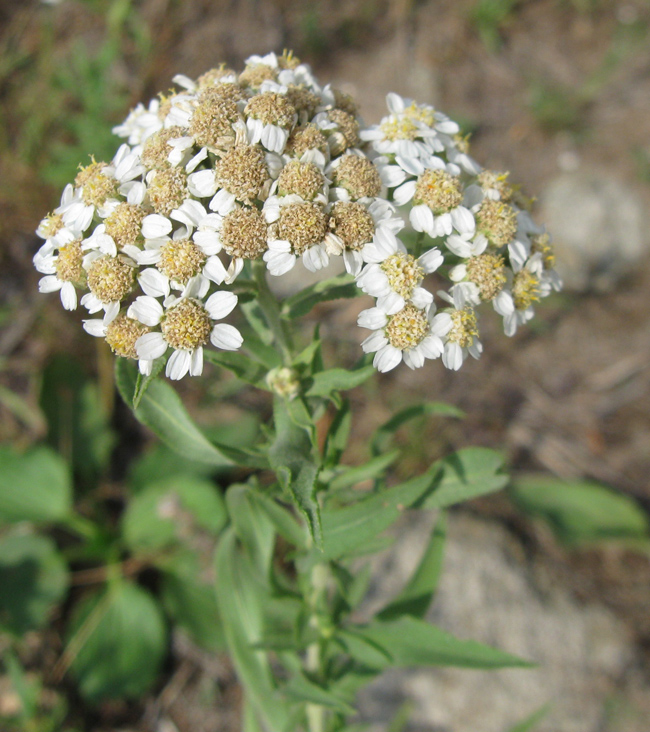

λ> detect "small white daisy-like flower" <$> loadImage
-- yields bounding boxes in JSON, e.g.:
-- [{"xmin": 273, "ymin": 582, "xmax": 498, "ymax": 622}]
[
  {"xmin": 435, "ymin": 290, "xmax": 483, "ymax": 370},
  {"xmin": 244, "ymin": 91, "xmax": 297, "ymax": 154},
  {"xmin": 113, "ymin": 98, "xmax": 163, "ymax": 145},
  {"xmin": 80, "ymin": 251, "xmax": 137, "ymax": 324},
  {"xmin": 264, "ymin": 199, "xmax": 330, "ymax": 275},
  {"xmin": 324, "ymin": 198, "xmax": 404, "ymax": 276},
  {"xmin": 35, "ymin": 237, "xmax": 85, "ymax": 311},
  {"xmin": 358, "ymin": 303, "xmax": 445, "ymax": 372},
  {"xmin": 83, "ymin": 312, "xmax": 154, "ymax": 374},
  {"xmin": 356, "ymin": 236, "xmax": 441, "ymax": 314},
  {"xmin": 129, "ymin": 286, "xmax": 242, "ymax": 380}
]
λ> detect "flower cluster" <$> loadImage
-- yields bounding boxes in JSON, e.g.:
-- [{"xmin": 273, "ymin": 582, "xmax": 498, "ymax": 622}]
[{"xmin": 34, "ymin": 51, "xmax": 560, "ymax": 378}]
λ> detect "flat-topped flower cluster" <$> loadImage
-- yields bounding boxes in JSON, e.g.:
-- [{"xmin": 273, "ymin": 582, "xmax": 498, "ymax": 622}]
[{"xmin": 34, "ymin": 51, "xmax": 561, "ymax": 379}]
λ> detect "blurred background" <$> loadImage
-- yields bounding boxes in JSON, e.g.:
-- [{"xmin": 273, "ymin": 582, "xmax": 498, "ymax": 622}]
[{"xmin": 1, "ymin": 0, "xmax": 650, "ymax": 730}]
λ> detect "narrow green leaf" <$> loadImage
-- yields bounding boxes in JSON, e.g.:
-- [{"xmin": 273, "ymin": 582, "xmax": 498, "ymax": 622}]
[
  {"xmin": 377, "ymin": 512, "xmax": 447, "ymax": 621},
  {"xmin": 284, "ymin": 673, "xmax": 356, "ymax": 714},
  {"xmin": 505, "ymin": 704, "xmax": 551, "ymax": 732},
  {"xmin": 320, "ymin": 471, "xmax": 437, "ymax": 560},
  {"xmin": 226, "ymin": 484, "xmax": 277, "ymax": 573},
  {"xmin": 0, "ymin": 446, "xmax": 72, "ymax": 523},
  {"xmin": 305, "ymin": 366, "xmax": 375, "ymax": 398},
  {"xmin": 269, "ymin": 399, "xmax": 322, "ymax": 548},
  {"xmin": 203, "ymin": 349, "xmax": 269, "ymax": 387},
  {"xmin": 0, "ymin": 532, "xmax": 69, "ymax": 634},
  {"xmin": 341, "ymin": 616, "xmax": 533, "ymax": 670},
  {"xmin": 132, "ymin": 356, "xmax": 166, "ymax": 409},
  {"xmin": 423, "ymin": 448, "xmax": 508, "ymax": 509},
  {"xmin": 510, "ymin": 475, "xmax": 650, "ymax": 546},
  {"xmin": 67, "ymin": 582, "xmax": 167, "ymax": 701},
  {"xmin": 371, "ymin": 402, "xmax": 464, "ymax": 455},
  {"xmin": 160, "ymin": 551, "xmax": 224, "ymax": 652},
  {"xmin": 329, "ymin": 451, "xmax": 400, "ymax": 492},
  {"xmin": 115, "ymin": 359, "xmax": 234, "ymax": 467},
  {"xmin": 215, "ymin": 529, "xmax": 292, "ymax": 730},
  {"xmin": 246, "ymin": 490, "xmax": 308, "ymax": 551},
  {"xmin": 324, "ymin": 400, "xmax": 352, "ymax": 467},
  {"xmin": 281, "ymin": 273, "xmax": 360, "ymax": 319},
  {"xmin": 122, "ymin": 475, "xmax": 227, "ymax": 552}
]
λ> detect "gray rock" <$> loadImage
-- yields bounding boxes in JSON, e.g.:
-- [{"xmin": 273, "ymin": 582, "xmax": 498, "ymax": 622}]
[
  {"xmin": 539, "ymin": 170, "xmax": 650, "ymax": 292},
  {"xmin": 355, "ymin": 513, "xmax": 644, "ymax": 732}
]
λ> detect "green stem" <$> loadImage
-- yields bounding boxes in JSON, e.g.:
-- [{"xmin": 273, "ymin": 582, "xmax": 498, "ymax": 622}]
[
  {"xmin": 252, "ymin": 260, "xmax": 294, "ymax": 365},
  {"xmin": 413, "ymin": 231, "xmax": 425, "ymax": 259},
  {"xmin": 305, "ymin": 563, "xmax": 329, "ymax": 732}
]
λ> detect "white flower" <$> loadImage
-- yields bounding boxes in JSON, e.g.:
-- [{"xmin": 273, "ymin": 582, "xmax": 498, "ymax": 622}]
[
  {"xmin": 494, "ymin": 254, "xmax": 553, "ymax": 337},
  {"xmin": 358, "ymin": 303, "xmax": 445, "ymax": 372},
  {"xmin": 113, "ymin": 99, "xmax": 163, "ymax": 145},
  {"xmin": 435, "ymin": 289, "xmax": 483, "ymax": 370},
  {"xmin": 355, "ymin": 236, "xmax": 441, "ymax": 314},
  {"xmin": 130, "ymin": 287, "xmax": 242, "ymax": 380}
]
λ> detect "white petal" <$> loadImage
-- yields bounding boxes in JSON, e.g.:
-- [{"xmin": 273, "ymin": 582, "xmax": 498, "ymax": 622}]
[
  {"xmin": 402, "ymin": 347, "xmax": 425, "ymax": 370},
  {"xmin": 393, "ymin": 180, "xmax": 417, "ymax": 206},
  {"xmin": 209, "ymin": 189, "xmax": 236, "ymax": 215},
  {"xmin": 410, "ymin": 287, "xmax": 433, "ymax": 309},
  {"xmin": 205, "ymin": 290, "xmax": 238, "ymax": 319},
  {"xmin": 136, "ymin": 332, "xmax": 168, "ymax": 360},
  {"xmin": 395, "ymin": 155, "xmax": 424, "ymax": 176},
  {"xmin": 39, "ymin": 275, "xmax": 63, "ymax": 294},
  {"xmin": 83, "ymin": 319, "xmax": 107, "ymax": 337},
  {"xmin": 374, "ymin": 344, "xmax": 402, "ymax": 372},
  {"xmin": 361, "ymin": 330, "xmax": 387, "ymax": 354},
  {"xmin": 379, "ymin": 165, "xmax": 407, "ymax": 188},
  {"xmin": 263, "ymin": 250, "xmax": 295, "ymax": 276},
  {"xmin": 210, "ymin": 323, "xmax": 243, "ymax": 351},
  {"xmin": 451, "ymin": 206, "xmax": 475, "ymax": 234},
  {"xmin": 357, "ymin": 307, "xmax": 388, "ymax": 330},
  {"xmin": 190, "ymin": 347, "xmax": 204, "ymax": 376},
  {"xmin": 139, "ymin": 268, "xmax": 170, "ymax": 298},
  {"xmin": 442, "ymin": 342, "xmax": 463, "ymax": 371},
  {"xmin": 203, "ymin": 256, "xmax": 228, "ymax": 284},
  {"xmin": 142, "ymin": 214, "xmax": 172, "ymax": 239},
  {"xmin": 128, "ymin": 296, "xmax": 164, "ymax": 326},
  {"xmin": 419, "ymin": 335, "xmax": 443, "ymax": 359},
  {"xmin": 139, "ymin": 359, "xmax": 153, "ymax": 376},
  {"xmin": 188, "ymin": 169, "xmax": 218, "ymax": 198},
  {"xmin": 410, "ymin": 205, "xmax": 434, "ymax": 234},
  {"xmin": 166, "ymin": 349, "xmax": 191, "ymax": 380},
  {"xmin": 60, "ymin": 282, "xmax": 78, "ymax": 310},
  {"xmin": 377, "ymin": 291, "xmax": 405, "ymax": 315},
  {"xmin": 418, "ymin": 247, "xmax": 443, "ymax": 273},
  {"xmin": 302, "ymin": 245, "xmax": 329, "ymax": 272}
]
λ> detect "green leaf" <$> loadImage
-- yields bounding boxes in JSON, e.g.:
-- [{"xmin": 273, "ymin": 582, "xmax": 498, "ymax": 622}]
[
  {"xmin": 115, "ymin": 358, "xmax": 234, "ymax": 467},
  {"xmin": 128, "ymin": 443, "xmax": 216, "ymax": 492},
  {"xmin": 281, "ymin": 273, "xmax": 360, "ymax": 319},
  {"xmin": 226, "ymin": 484, "xmax": 277, "ymax": 573},
  {"xmin": 0, "ymin": 532, "xmax": 69, "ymax": 634},
  {"xmin": 283, "ymin": 673, "xmax": 356, "ymax": 714},
  {"xmin": 509, "ymin": 475, "xmax": 650, "ymax": 546},
  {"xmin": 160, "ymin": 551, "xmax": 224, "ymax": 651},
  {"xmin": 40, "ymin": 355, "xmax": 115, "ymax": 484},
  {"xmin": 339, "ymin": 616, "xmax": 532, "ymax": 670},
  {"xmin": 304, "ymin": 366, "xmax": 375, "ymax": 398},
  {"xmin": 329, "ymin": 451, "xmax": 400, "ymax": 492},
  {"xmin": 423, "ymin": 448, "xmax": 508, "ymax": 509},
  {"xmin": 0, "ymin": 446, "xmax": 72, "ymax": 523},
  {"xmin": 504, "ymin": 704, "xmax": 551, "ymax": 732},
  {"xmin": 203, "ymin": 349, "xmax": 269, "ymax": 387},
  {"xmin": 377, "ymin": 512, "xmax": 447, "ymax": 621},
  {"xmin": 132, "ymin": 356, "xmax": 166, "ymax": 409},
  {"xmin": 371, "ymin": 402, "xmax": 464, "ymax": 455},
  {"xmin": 122, "ymin": 474, "xmax": 227, "ymax": 553},
  {"xmin": 67, "ymin": 582, "xmax": 167, "ymax": 701},
  {"xmin": 320, "ymin": 471, "xmax": 437, "ymax": 560},
  {"xmin": 324, "ymin": 400, "xmax": 352, "ymax": 467},
  {"xmin": 244, "ymin": 490, "xmax": 308, "ymax": 551},
  {"xmin": 269, "ymin": 398, "xmax": 322, "ymax": 548},
  {"xmin": 215, "ymin": 528, "xmax": 292, "ymax": 730}
]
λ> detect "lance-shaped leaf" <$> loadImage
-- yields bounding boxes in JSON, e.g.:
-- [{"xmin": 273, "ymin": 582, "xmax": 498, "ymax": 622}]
[
  {"xmin": 283, "ymin": 672, "xmax": 356, "ymax": 715},
  {"xmin": 510, "ymin": 475, "xmax": 650, "ymax": 547},
  {"xmin": 328, "ymin": 451, "xmax": 400, "ymax": 492},
  {"xmin": 215, "ymin": 528, "xmax": 293, "ymax": 730},
  {"xmin": 281, "ymin": 273, "xmax": 360, "ymax": 319},
  {"xmin": 338, "ymin": 616, "xmax": 533, "ymax": 670},
  {"xmin": 377, "ymin": 512, "xmax": 447, "ymax": 621},
  {"xmin": 423, "ymin": 448, "xmax": 508, "ymax": 509},
  {"xmin": 371, "ymin": 402, "xmax": 464, "ymax": 455},
  {"xmin": 304, "ymin": 365, "xmax": 375, "ymax": 399},
  {"xmin": 505, "ymin": 705, "xmax": 551, "ymax": 732},
  {"xmin": 269, "ymin": 399, "xmax": 322, "ymax": 547},
  {"xmin": 132, "ymin": 356, "xmax": 166, "ymax": 409},
  {"xmin": 320, "ymin": 471, "xmax": 437, "ymax": 560},
  {"xmin": 116, "ymin": 359, "xmax": 264, "ymax": 468},
  {"xmin": 203, "ymin": 349, "xmax": 269, "ymax": 388}
]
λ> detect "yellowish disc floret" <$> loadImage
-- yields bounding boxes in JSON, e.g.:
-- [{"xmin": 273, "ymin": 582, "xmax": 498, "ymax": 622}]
[
  {"xmin": 475, "ymin": 199, "xmax": 518, "ymax": 248},
  {"xmin": 286, "ymin": 124, "xmax": 328, "ymax": 159},
  {"xmin": 75, "ymin": 160, "xmax": 117, "ymax": 207},
  {"xmin": 530, "ymin": 233, "xmax": 556, "ymax": 270},
  {"xmin": 414, "ymin": 169, "xmax": 463, "ymax": 214},
  {"xmin": 278, "ymin": 203, "xmax": 328, "ymax": 255},
  {"xmin": 333, "ymin": 156, "xmax": 381, "ymax": 200},
  {"xmin": 386, "ymin": 304, "xmax": 429, "ymax": 350},
  {"xmin": 277, "ymin": 160, "xmax": 325, "ymax": 200},
  {"xmin": 157, "ymin": 239, "xmax": 207, "ymax": 284},
  {"xmin": 104, "ymin": 203, "xmax": 146, "ymax": 250},
  {"xmin": 141, "ymin": 127, "xmax": 187, "ymax": 169},
  {"xmin": 447, "ymin": 307, "xmax": 479, "ymax": 348},
  {"xmin": 466, "ymin": 253, "xmax": 506, "ymax": 301},
  {"xmin": 148, "ymin": 167, "xmax": 189, "ymax": 216},
  {"xmin": 328, "ymin": 202, "xmax": 375, "ymax": 251},
  {"xmin": 512, "ymin": 269, "xmax": 541, "ymax": 311},
  {"xmin": 215, "ymin": 145, "xmax": 269, "ymax": 203},
  {"xmin": 55, "ymin": 240, "xmax": 84, "ymax": 283},
  {"xmin": 245, "ymin": 92, "xmax": 296, "ymax": 127},
  {"xmin": 161, "ymin": 299, "xmax": 212, "ymax": 350},
  {"xmin": 380, "ymin": 253, "xmax": 424, "ymax": 299},
  {"xmin": 87, "ymin": 255, "xmax": 135, "ymax": 303},
  {"xmin": 220, "ymin": 207, "xmax": 269, "ymax": 259},
  {"xmin": 105, "ymin": 313, "xmax": 150, "ymax": 359}
]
